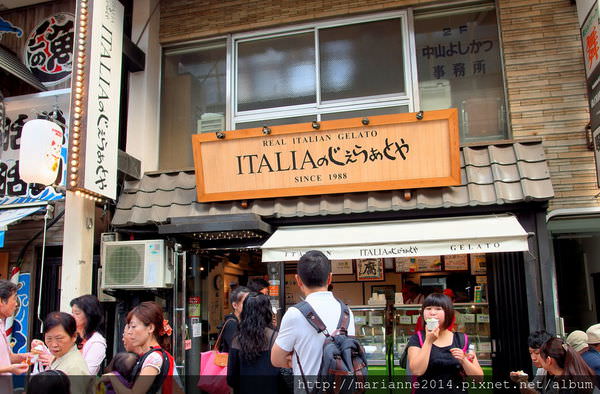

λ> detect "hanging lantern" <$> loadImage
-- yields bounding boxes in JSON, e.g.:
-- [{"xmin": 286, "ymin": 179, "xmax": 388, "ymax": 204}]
[{"xmin": 19, "ymin": 119, "xmax": 63, "ymax": 186}]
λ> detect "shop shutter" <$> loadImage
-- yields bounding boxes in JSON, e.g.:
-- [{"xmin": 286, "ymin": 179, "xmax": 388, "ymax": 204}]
[{"xmin": 487, "ymin": 252, "xmax": 532, "ymax": 382}]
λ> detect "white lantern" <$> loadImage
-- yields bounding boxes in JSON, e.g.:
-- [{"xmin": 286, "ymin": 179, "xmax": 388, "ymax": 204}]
[{"xmin": 19, "ymin": 119, "xmax": 64, "ymax": 186}]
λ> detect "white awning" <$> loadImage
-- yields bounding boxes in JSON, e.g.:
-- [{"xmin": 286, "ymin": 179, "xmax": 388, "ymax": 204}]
[
  {"xmin": 0, "ymin": 206, "xmax": 43, "ymax": 231},
  {"xmin": 261, "ymin": 214, "xmax": 529, "ymax": 262}
]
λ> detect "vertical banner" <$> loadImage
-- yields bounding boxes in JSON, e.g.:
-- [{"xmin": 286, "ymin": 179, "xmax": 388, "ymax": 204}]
[
  {"xmin": 68, "ymin": 0, "xmax": 124, "ymax": 200},
  {"xmin": 83, "ymin": 0, "xmax": 123, "ymax": 200},
  {"xmin": 11, "ymin": 273, "xmax": 29, "ymax": 392}
]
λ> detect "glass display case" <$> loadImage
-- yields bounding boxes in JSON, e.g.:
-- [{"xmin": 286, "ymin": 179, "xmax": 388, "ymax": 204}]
[
  {"xmin": 350, "ymin": 305, "xmax": 387, "ymax": 367},
  {"xmin": 392, "ymin": 303, "xmax": 492, "ymax": 367}
]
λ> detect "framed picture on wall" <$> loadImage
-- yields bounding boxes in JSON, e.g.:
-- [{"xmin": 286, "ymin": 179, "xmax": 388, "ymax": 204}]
[
  {"xmin": 356, "ymin": 258, "xmax": 385, "ymax": 281},
  {"xmin": 332, "ymin": 259, "xmax": 354, "ymax": 275}
]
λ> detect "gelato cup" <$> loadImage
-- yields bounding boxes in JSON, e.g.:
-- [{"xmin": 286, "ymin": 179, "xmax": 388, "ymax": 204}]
[{"xmin": 425, "ymin": 318, "xmax": 439, "ymax": 331}]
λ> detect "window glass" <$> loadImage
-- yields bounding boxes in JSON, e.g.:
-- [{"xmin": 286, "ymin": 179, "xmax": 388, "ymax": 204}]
[
  {"xmin": 160, "ymin": 42, "xmax": 227, "ymax": 169},
  {"xmin": 320, "ymin": 19, "xmax": 405, "ymax": 101},
  {"xmin": 237, "ymin": 33, "xmax": 316, "ymax": 112},
  {"xmin": 235, "ymin": 115, "xmax": 316, "ymax": 130},
  {"xmin": 321, "ymin": 105, "xmax": 409, "ymax": 121},
  {"xmin": 414, "ymin": 9, "xmax": 507, "ymax": 142}
]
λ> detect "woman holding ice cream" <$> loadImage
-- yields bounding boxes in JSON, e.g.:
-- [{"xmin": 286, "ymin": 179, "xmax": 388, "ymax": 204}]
[{"xmin": 408, "ymin": 293, "xmax": 483, "ymax": 393}]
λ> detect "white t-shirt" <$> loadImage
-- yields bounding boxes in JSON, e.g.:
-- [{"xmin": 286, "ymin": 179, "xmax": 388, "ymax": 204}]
[{"xmin": 275, "ymin": 291, "xmax": 355, "ymax": 376}]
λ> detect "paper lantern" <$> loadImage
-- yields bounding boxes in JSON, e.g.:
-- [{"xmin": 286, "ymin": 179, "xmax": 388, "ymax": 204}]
[{"xmin": 19, "ymin": 119, "xmax": 64, "ymax": 186}]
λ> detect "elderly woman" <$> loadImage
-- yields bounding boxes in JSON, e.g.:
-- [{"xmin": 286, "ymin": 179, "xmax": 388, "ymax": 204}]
[
  {"xmin": 41, "ymin": 312, "xmax": 93, "ymax": 393},
  {"xmin": 70, "ymin": 294, "xmax": 106, "ymax": 375}
]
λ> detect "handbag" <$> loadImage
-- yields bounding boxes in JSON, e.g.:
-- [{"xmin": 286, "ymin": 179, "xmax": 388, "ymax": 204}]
[{"xmin": 197, "ymin": 319, "xmax": 234, "ymax": 394}]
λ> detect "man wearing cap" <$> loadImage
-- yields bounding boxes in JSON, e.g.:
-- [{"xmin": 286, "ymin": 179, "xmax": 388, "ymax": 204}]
[{"xmin": 585, "ymin": 323, "xmax": 600, "ymax": 375}]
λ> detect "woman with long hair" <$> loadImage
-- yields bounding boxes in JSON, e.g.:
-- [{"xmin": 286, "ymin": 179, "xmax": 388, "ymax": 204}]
[
  {"xmin": 102, "ymin": 301, "xmax": 174, "ymax": 394},
  {"xmin": 408, "ymin": 293, "xmax": 483, "ymax": 393},
  {"xmin": 539, "ymin": 337, "xmax": 596, "ymax": 394},
  {"xmin": 70, "ymin": 294, "xmax": 106, "ymax": 375},
  {"xmin": 227, "ymin": 292, "xmax": 280, "ymax": 394}
]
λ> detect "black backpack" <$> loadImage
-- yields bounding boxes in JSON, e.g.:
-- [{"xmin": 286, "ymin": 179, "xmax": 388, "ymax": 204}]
[{"xmin": 294, "ymin": 298, "xmax": 368, "ymax": 394}]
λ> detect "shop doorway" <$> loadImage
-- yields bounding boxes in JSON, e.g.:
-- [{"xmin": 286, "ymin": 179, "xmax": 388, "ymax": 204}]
[{"xmin": 487, "ymin": 252, "xmax": 531, "ymax": 380}]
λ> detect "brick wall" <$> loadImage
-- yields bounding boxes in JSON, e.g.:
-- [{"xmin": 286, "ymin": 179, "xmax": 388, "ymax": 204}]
[
  {"xmin": 159, "ymin": 0, "xmax": 427, "ymax": 43},
  {"xmin": 498, "ymin": 0, "xmax": 596, "ymax": 211},
  {"xmin": 160, "ymin": 0, "xmax": 597, "ymax": 211}
]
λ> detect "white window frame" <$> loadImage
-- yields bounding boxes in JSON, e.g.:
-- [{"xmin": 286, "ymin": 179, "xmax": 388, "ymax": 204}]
[{"xmin": 229, "ymin": 10, "xmax": 419, "ymax": 129}]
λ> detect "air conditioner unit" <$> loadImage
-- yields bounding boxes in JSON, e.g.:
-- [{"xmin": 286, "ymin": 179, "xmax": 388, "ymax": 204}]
[
  {"xmin": 197, "ymin": 113, "xmax": 225, "ymax": 134},
  {"xmin": 101, "ymin": 240, "xmax": 174, "ymax": 289}
]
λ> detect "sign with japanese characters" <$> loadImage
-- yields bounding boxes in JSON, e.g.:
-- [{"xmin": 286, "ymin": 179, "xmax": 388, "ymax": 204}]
[
  {"xmin": 68, "ymin": 0, "xmax": 124, "ymax": 200},
  {"xmin": 0, "ymin": 90, "xmax": 69, "ymax": 205},
  {"xmin": 24, "ymin": 13, "xmax": 74, "ymax": 86},
  {"xmin": 192, "ymin": 109, "xmax": 460, "ymax": 202},
  {"xmin": 581, "ymin": 2, "xmax": 600, "ymax": 77}
]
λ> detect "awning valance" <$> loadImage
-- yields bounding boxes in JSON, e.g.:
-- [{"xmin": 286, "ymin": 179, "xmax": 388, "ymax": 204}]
[
  {"xmin": 0, "ymin": 206, "xmax": 44, "ymax": 231},
  {"xmin": 261, "ymin": 214, "xmax": 529, "ymax": 262}
]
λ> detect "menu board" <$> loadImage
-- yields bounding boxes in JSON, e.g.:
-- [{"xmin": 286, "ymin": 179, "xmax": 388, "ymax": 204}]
[
  {"xmin": 332, "ymin": 259, "xmax": 354, "ymax": 275},
  {"xmin": 470, "ymin": 254, "xmax": 487, "ymax": 275},
  {"xmin": 395, "ymin": 257, "xmax": 417, "ymax": 272},
  {"xmin": 444, "ymin": 254, "xmax": 468, "ymax": 271},
  {"xmin": 416, "ymin": 256, "xmax": 442, "ymax": 272}
]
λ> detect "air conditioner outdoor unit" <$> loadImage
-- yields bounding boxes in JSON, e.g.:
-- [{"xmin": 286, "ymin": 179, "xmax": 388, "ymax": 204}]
[
  {"xmin": 197, "ymin": 113, "xmax": 225, "ymax": 134},
  {"xmin": 101, "ymin": 240, "xmax": 173, "ymax": 289}
]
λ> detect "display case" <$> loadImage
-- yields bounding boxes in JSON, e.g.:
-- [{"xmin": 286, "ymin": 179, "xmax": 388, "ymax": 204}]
[
  {"xmin": 350, "ymin": 305, "xmax": 387, "ymax": 368},
  {"xmin": 392, "ymin": 303, "xmax": 492, "ymax": 367}
]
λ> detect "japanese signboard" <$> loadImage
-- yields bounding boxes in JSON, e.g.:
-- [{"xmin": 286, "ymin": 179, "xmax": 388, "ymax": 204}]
[
  {"xmin": 581, "ymin": 2, "xmax": 600, "ymax": 78},
  {"xmin": 68, "ymin": 0, "xmax": 123, "ymax": 200},
  {"xmin": 0, "ymin": 91, "xmax": 69, "ymax": 205},
  {"xmin": 580, "ymin": 1, "xmax": 600, "ymax": 186},
  {"xmin": 24, "ymin": 13, "xmax": 74, "ymax": 87},
  {"xmin": 192, "ymin": 109, "xmax": 460, "ymax": 202}
]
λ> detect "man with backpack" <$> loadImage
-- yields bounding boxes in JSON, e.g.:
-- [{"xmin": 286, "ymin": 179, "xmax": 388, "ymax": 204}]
[{"xmin": 271, "ymin": 250, "xmax": 366, "ymax": 393}]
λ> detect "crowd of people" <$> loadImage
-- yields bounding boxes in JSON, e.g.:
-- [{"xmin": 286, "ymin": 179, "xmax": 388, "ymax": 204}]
[
  {"xmin": 0, "ymin": 279, "xmax": 178, "ymax": 394},
  {"xmin": 0, "ymin": 250, "xmax": 599, "ymax": 393}
]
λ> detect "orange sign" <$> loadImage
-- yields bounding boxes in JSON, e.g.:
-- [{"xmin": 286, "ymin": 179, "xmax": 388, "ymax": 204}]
[{"xmin": 192, "ymin": 109, "xmax": 460, "ymax": 202}]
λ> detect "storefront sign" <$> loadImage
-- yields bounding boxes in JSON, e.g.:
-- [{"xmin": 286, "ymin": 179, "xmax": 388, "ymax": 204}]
[
  {"xmin": 0, "ymin": 91, "xmax": 69, "ymax": 205},
  {"xmin": 580, "ymin": 2, "xmax": 600, "ymax": 186},
  {"xmin": 24, "ymin": 13, "xmax": 74, "ymax": 86},
  {"xmin": 581, "ymin": 2, "xmax": 600, "ymax": 78},
  {"xmin": 193, "ymin": 110, "xmax": 460, "ymax": 202},
  {"xmin": 68, "ymin": 0, "xmax": 123, "ymax": 200}
]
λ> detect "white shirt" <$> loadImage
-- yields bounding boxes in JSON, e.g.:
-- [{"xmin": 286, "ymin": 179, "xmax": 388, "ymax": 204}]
[
  {"xmin": 275, "ymin": 291, "xmax": 355, "ymax": 376},
  {"xmin": 81, "ymin": 331, "xmax": 107, "ymax": 375}
]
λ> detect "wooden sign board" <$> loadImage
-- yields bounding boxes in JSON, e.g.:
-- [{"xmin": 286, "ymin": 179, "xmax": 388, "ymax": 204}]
[{"xmin": 192, "ymin": 109, "xmax": 460, "ymax": 202}]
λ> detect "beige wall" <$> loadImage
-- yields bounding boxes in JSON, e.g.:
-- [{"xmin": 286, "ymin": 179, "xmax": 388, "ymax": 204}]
[
  {"xmin": 498, "ymin": 0, "xmax": 595, "ymax": 211},
  {"xmin": 159, "ymin": 0, "xmax": 598, "ymax": 211}
]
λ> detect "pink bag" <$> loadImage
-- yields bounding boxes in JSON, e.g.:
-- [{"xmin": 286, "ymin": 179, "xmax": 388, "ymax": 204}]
[{"xmin": 197, "ymin": 320, "xmax": 232, "ymax": 394}]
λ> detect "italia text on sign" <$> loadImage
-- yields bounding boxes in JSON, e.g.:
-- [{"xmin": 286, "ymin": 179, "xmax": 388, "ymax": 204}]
[{"xmin": 192, "ymin": 109, "xmax": 460, "ymax": 202}]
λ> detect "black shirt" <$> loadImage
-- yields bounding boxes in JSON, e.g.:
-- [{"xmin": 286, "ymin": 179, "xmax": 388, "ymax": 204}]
[
  {"xmin": 407, "ymin": 331, "xmax": 468, "ymax": 393},
  {"xmin": 218, "ymin": 314, "xmax": 238, "ymax": 353},
  {"xmin": 226, "ymin": 328, "xmax": 282, "ymax": 394}
]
